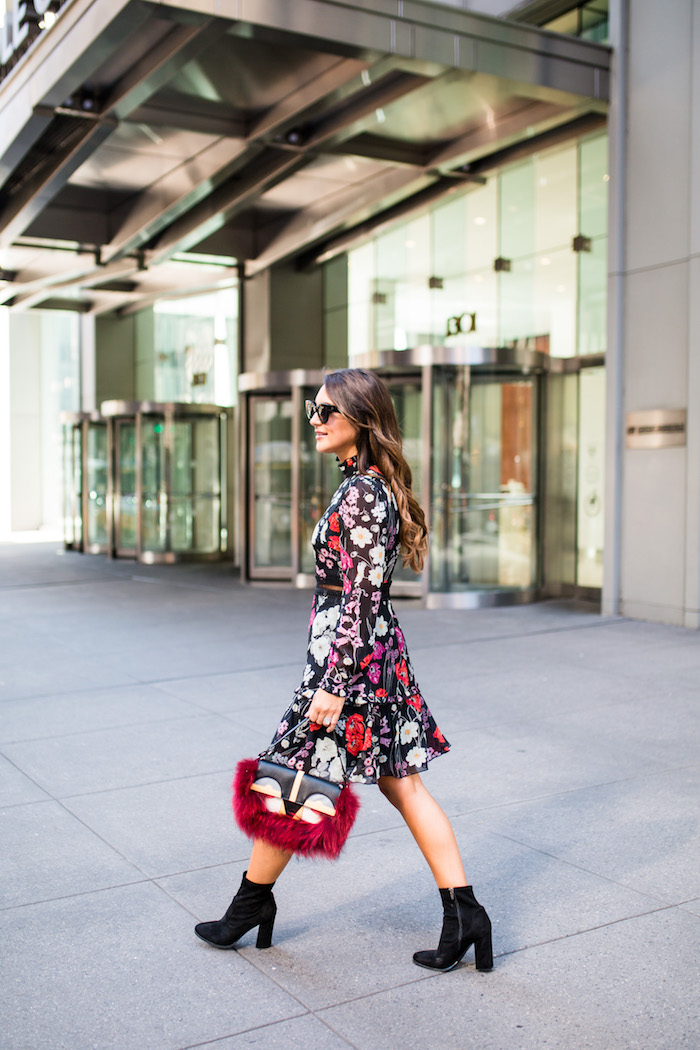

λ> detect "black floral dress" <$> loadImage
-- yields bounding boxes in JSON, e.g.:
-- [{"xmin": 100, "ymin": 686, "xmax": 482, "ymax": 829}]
[{"xmin": 264, "ymin": 456, "xmax": 450, "ymax": 785}]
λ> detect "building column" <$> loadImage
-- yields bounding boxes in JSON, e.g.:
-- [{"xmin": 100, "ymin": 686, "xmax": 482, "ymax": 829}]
[
  {"xmin": 605, "ymin": 0, "xmax": 700, "ymax": 627},
  {"xmin": 242, "ymin": 264, "xmax": 323, "ymax": 373}
]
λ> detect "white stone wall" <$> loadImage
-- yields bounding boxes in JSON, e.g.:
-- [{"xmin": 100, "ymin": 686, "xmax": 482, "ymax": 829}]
[{"xmin": 605, "ymin": 0, "xmax": 700, "ymax": 626}]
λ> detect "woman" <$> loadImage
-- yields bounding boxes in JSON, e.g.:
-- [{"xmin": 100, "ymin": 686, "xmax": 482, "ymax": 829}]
[{"xmin": 195, "ymin": 368, "xmax": 493, "ymax": 973}]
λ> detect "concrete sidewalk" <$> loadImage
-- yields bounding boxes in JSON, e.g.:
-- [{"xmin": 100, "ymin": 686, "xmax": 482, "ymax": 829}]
[{"xmin": 1, "ymin": 541, "xmax": 698, "ymax": 1050}]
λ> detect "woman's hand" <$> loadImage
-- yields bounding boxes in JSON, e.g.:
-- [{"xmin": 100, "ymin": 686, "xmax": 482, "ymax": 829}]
[{"xmin": 307, "ymin": 688, "xmax": 345, "ymax": 732}]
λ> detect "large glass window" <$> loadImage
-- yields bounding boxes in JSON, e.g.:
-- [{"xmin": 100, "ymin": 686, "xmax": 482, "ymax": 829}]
[
  {"xmin": 374, "ymin": 214, "xmax": 431, "ymax": 350},
  {"xmin": 431, "ymin": 366, "xmax": 538, "ymax": 594},
  {"xmin": 431, "ymin": 181, "xmax": 498, "ymax": 347},
  {"xmin": 543, "ymin": 1, "xmax": 609, "ymax": 44},
  {"xmin": 347, "ymin": 241, "xmax": 374, "ymax": 359},
  {"xmin": 154, "ymin": 288, "xmax": 237, "ymax": 405},
  {"xmin": 343, "ymin": 132, "xmax": 607, "ymax": 361},
  {"xmin": 42, "ymin": 312, "xmax": 81, "ymax": 532}
]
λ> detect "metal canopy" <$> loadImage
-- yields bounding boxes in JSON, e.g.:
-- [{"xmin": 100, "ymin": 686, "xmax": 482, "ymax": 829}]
[{"xmin": 0, "ymin": 0, "xmax": 610, "ymax": 314}]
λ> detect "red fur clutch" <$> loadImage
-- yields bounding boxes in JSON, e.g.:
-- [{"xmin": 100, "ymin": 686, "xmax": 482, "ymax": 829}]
[{"xmin": 232, "ymin": 757, "xmax": 360, "ymax": 860}]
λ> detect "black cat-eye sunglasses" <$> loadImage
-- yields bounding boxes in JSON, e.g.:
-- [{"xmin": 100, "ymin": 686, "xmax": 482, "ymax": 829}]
[{"xmin": 305, "ymin": 400, "xmax": 341, "ymax": 425}]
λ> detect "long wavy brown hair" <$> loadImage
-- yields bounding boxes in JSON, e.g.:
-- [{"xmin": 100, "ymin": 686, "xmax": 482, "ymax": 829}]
[{"xmin": 324, "ymin": 368, "xmax": 428, "ymax": 573}]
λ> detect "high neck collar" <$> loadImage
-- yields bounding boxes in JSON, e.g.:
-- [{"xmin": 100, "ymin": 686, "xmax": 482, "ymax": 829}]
[{"xmin": 338, "ymin": 454, "xmax": 359, "ymax": 478}]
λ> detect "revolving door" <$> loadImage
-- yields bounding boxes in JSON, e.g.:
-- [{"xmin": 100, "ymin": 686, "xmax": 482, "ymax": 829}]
[
  {"xmin": 429, "ymin": 365, "xmax": 538, "ymax": 602},
  {"xmin": 61, "ymin": 412, "xmax": 109, "ymax": 554},
  {"xmin": 240, "ymin": 370, "xmax": 425, "ymax": 594},
  {"xmin": 239, "ymin": 348, "xmax": 604, "ymax": 605},
  {"xmin": 101, "ymin": 401, "xmax": 229, "ymax": 563}
]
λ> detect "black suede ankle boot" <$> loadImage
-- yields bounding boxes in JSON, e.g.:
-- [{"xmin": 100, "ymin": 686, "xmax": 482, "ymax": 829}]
[
  {"xmin": 413, "ymin": 886, "xmax": 493, "ymax": 972},
  {"xmin": 194, "ymin": 871, "xmax": 277, "ymax": 949}
]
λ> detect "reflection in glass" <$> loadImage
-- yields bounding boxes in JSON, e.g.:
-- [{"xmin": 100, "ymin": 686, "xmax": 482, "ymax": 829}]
[
  {"xmin": 85, "ymin": 424, "xmax": 108, "ymax": 547},
  {"xmin": 117, "ymin": 422, "xmax": 138, "ymax": 552},
  {"xmin": 141, "ymin": 417, "xmax": 166, "ymax": 553},
  {"xmin": 385, "ymin": 378, "xmax": 423, "ymax": 585},
  {"xmin": 252, "ymin": 398, "xmax": 293, "ymax": 571},
  {"xmin": 431, "ymin": 367, "xmax": 537, "ymax": 593},
  {"xmin": 500, "ymin": 162, "xmax": 535, "ymax": 261},
  {"xmin": 154, "ymin": 288, "xmax": 238, "ymax": 406},
  {"xmin": 534, "ymin": 146, "xmax": 577, "ymax": 254},
  {"xmin": 72, "ymin": 427, "xmax": 83, "ymax": 547},
  {"xmin": 374, "ymin": 215, "xmax": 431, "ymax": 350},
  {"xmin": 534, "ymin": 248, "xmax": 577, "ymax": 358},
  {"xmin": 579, "ymin": 134, "xmax": 608, "ymax": 238},
  {"xmin": 343, "ymin": 133, "xmax": 607, "ymax": 364},
  {"xmin": 578, "ymin": 236, "xmax": 607, "ymax": 354},
  {"xmin": 499, "ymin": 257, "xmax": 535, "ymax": 347},
  {"xmin": 577, "ymin": 367, "xmax": 605, "ymax": 587},
  {"xmin": 299, "ymin": 390, "xmax": 338, "ymax": 575},
  {"xmin": 171, "ymin": 418, "xmax": 221, "ymax": 554}
]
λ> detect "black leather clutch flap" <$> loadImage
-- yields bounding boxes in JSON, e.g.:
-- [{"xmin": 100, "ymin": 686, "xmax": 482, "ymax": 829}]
[{"xmin": 250, "ymin": 759, "xmax": 342, "ymax": 822}]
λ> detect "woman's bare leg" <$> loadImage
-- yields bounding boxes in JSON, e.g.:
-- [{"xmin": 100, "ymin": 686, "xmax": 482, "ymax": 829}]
[
  {"xmin": 378, "ymin": 773, "xmax": 467, "ymax": 887},
  {"xmin": 246, "ymin": 838, "xmax": 293, "ymax": 884}
]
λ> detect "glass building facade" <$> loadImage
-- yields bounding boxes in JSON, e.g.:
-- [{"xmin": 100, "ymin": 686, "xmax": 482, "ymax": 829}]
[
  {"xmin": 345, "ymin": 132, "xmax": 608, "ymax": 362},
  {"xmin": 153, "ymin": 288, "xmax": 238, "ymax": 407}
]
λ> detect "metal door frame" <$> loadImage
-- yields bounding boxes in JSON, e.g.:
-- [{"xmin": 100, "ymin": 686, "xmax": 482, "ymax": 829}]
[
  {"xmin": 246, "ymin": 390, "xmax": 295, "ymax": 581},
  {"xmin": 238, "ymin": 350, "xmax": 604, "ymax": 606},
  {"xmin": 102, "ymin": 400, "xmax": 228, "ymax": 563}
]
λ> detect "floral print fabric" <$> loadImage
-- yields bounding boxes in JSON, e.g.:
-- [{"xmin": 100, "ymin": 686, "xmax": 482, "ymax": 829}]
[{"xmin": 264, "ymin": 457, "xmax": 450, "ymax": 784}]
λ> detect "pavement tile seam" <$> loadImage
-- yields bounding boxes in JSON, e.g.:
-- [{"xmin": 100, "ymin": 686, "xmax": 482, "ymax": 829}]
[
  {"xmin": 446, "ymin": 759, "xmax": 700, "ymax": 822},
  {"xmin": 396, "ymin": 615, "xmax": 625, "ymax": 653},
  {"xmin": 0, "ymin": 766, "xmax": 242, "ymax": 807},
  {"xmin": 0, "ymin": 677, "xmax": 144, "ymax": 704},
  {"xmin": 52, "ymin": 766, "xmax": 240, "ymax": 803},
  {"xmin": 480, "ymin": 829, "xmax": 687, "ymax": 912},
  {"xmin": 0, "ymin": 709, "xmax": 235, "ymax": 747},
  {"xmin": 424, "ymin": 690, "xmax": 668, "ymax": 734},
  {"xmin": 0, "ymin": 794, "xmax": 61, "ymax": 811},
  {"xmin": 491, "ymin": 901, "xmax": 699, "ymax": 961},
  {"xmin": 0, "ymin": 576, "xmax": 125, "ymax": 592},
  {"xmin": 240, "ymin": 946, "xmax": 438, "ymax": 1013},
  {"xmin": 52, "ymin": 795, "xmax": 158, "ymax": 877},
  {"xmin": 177, "ymin": 1012, "xmax": 359, "ymax": 1050},
  {"xmin": 148, "ymin": 661, "xmax": 301, "ymax": 689},
  {"xmin": 0, "ymin": 876, "xmax": 153, "ymax": 913},
  {"xmin": 0, "ymin": 710, "xmax": 211, "ymax": 745}
]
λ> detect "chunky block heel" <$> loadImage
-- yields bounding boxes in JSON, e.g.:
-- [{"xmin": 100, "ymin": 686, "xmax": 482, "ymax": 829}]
[
  {"xmin": 474, "ymin": 931, "xmax": 494, "ymax": 972},
  {"xmin": 255, "ymin": 914, "xmax": 276, "ymax": 949},
  {"xmin": 195, "ymin": 871, "xmax": 277, "ymax": 950},
  {"xmin": 413, "ymin": 886, "xmax": 493, "ymax": 973}
]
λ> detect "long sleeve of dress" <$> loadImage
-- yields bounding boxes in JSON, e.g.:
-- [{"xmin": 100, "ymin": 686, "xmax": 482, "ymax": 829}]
[{"xmin": 318, "ymin": 475, "xmax": 390, "ymax": 699}]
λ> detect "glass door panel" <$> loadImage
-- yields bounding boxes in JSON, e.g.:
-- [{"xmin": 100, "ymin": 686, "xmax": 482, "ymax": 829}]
[
  {"xmin": 299, "ymin": 388, "xmax": 337, "ymax": 576},
  {"xmin": 85, "ymin": 423, "xmax": 108, "ymax": 549},
  {"xmin": 432, "ymin": 367, "xmax": 538, "ymax": 593},
  {"xmin": 63, "ymin": 424, "xmax": 83, "ymax": 548},
  {"xmin": 171, "ymin": 421, "xmax": 193, "ymax": 552},
  {"xmin": 115, "ymin": 421, "xmax": 137, "ymax": 555},
  {"xmin": 577, "ymin": 366, "xmax": 605, "ymax": 588},
  {"xmin": 141, "ymin": 415, "xmax": 167, "ymax": 554},
  {"xmin": 171, "ymin": 416, "xmax": 222, "ymax": 554},
  {"xmin": 384, "ymin": 376, "xmax": 423, "ymax": 586},
  {"xmin": 250, "ymin": 396, "xmax": 293, "ymax": 576},
  {"xmin": 62, "ymin": 426, "xmax": 74, "ymax": 547}
]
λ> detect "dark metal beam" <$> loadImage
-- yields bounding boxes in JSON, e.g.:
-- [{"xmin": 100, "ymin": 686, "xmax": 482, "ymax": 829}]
[
  {"xmin": 146, "ymin": 149, "xmax": 309, "ymax": 264},
  {"xmin": 101, "ymin": 55, "xmax": 374, "ymax": 264},
  {"xmin": 0, "ymin": 16, "xmax": 222, "ymax": 247},
  {"xmin": 0, "ymin": 116, "xmax": 117, "ymax": 249}
]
